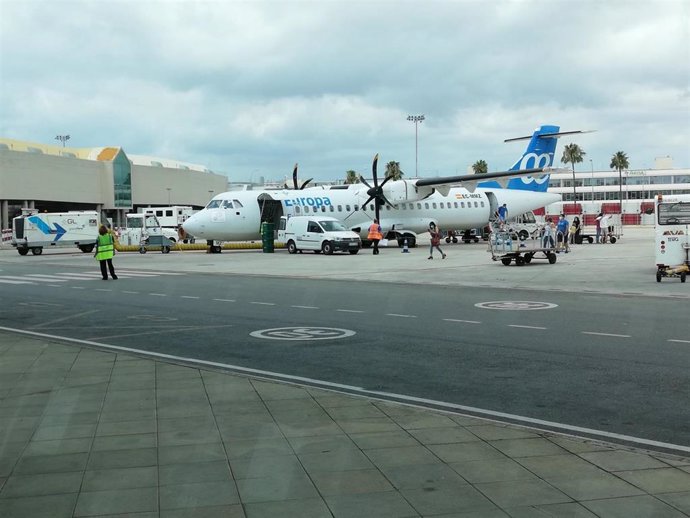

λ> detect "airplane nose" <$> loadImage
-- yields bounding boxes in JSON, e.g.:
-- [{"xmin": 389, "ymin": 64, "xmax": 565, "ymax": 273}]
[{"xmin": 182, "ymin": 214, "xmax": 203, "ymax": 237}]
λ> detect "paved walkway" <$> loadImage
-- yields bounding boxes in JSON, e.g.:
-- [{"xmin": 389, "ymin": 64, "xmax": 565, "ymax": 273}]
[{"xmin": 1, "ymin": 331, "xmax": 689, "ymax": 518}]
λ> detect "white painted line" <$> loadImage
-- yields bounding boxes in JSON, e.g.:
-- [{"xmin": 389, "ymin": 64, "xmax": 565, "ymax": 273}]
[
  {"xmin": 48, "ymin": 285, "xmax": 62, "ymax": 287},
  {"xmin": 149, "ymin": 293, "xmax": 167, "ymax": 297},
  {"xmin": 2, "ymin": 325, "xmax": 688, "ymax": 456},
  {"xmin": 337, "ymin": 309, "xmax": 364, "ymax": 313},
  {"xmin": 251, "ymin": 302, "xmax": 276, "ymax": 306},
  {"xmin": 180, "ymin": 296, "xmax": 200, "ymax": 299},
  {"xmin": 1, "ymin": 275, "xmax": 67, "ymax": 283},
  {"xmin": 52, "ymin": 273, "xmax": 101, "ymax": 279},
  {"xmin": 386, "ymin": 313, "xmax": 417, "ymax": 318},
  {"xmin": 31, "ymin": 310, "xmax": 100, "ymax": 329},
  {"xmin": 94, "ymin": 289, "xmax": 112, "ymax": 292},
  {"xmin": 213, "ymin": 299, "xmax": 235, "ymax": 302},
  {"xmin": 582, "ymin": 331, "xmax": 631, "ymax": 338},
  {"xmin": 71, "ymin": 287, "xmax": 85, "ymax": 290},
  {"xmin": 668, "ymin": 339, "xmax": 690, "ymax": 344},
  {"xmin": 509, "ymin": 324, "xmax": 547, "ymax": 330},
  {"xmin": 443, "ymin": 319, "xmax": 481, "ymax": 324},
  {"xmin": 122, "ymin": 291, "xmax": 140, "ymax": 294},
  {"xmin": 0, "ymin": 278, "xmax": 34, "ymax": 284},
  {"xmin": 291, "ymin": 305, "xmax": 319, "ymax": 309},
  {"xmin": 116, "ymin": 270, "xmax": 183, "ymax": 276}
]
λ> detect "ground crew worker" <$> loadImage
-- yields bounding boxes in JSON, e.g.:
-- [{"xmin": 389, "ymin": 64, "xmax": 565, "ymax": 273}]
[
  {"xmin": 95, "ymin": 224, "xmax": 118, "ymax": 280},
  {"xmin": 367, "ymin": 218, "xmax": 383, "ymax": 255}
]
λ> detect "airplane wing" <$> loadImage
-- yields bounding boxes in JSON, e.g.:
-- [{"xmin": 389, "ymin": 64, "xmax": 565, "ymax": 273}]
[{"xmin": 413, "ymin": 167, "xmax": 566, "ymax": 194}]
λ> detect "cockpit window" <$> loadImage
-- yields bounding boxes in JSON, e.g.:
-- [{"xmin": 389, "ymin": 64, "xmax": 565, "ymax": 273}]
[
  {"xmin": 222, "ymin": 200, "xmax": 234, "ymax": 209},
  {"xmin": 233, "ymin": 199, "xmax": 243, "ymax": 208},
  {"xmin": 206, "ymin": 200, "xmax": 222, "ymax": 209}
]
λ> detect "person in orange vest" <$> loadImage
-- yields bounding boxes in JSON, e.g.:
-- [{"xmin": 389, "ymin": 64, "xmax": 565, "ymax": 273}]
[{"xmin": 367, "ymin": 218, "xmax": 383, "ymax": 255}]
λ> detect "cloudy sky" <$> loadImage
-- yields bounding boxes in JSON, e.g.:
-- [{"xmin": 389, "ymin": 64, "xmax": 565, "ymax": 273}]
[{"xmin": 1, "ymin": 0, "xmax": 688, "ymax": 183}]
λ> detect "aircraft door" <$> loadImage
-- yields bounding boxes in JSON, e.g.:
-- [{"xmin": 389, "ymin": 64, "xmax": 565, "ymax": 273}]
[{"xmin": 486, "ymin": 192, "xmax": 499, "ymax": 222}]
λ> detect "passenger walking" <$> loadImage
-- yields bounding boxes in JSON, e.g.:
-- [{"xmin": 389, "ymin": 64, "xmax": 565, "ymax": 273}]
[
  {"xmin": 367, "ymin": 218, "xmax": 383, "ymax": 255},
  {"xmin": 542, "ymin": 218, "xmax": 555, "ymax": 249},
  {"xmin": 595, "ymin": 212, "xmax": 603, "ymax": 243},
  {"xmin": 570, "ymin": 216, "xmax": 581, "ymax": 244},
  {"xmin": 95, "ymin": 225, "xmax": 117, "ymax": 280},
  {"xmin": 599, "ymin": 213, "xmax": 610, "ymax": 243},
  {"xmin": 428, "ymin": 223, "xmax": 446, "ymax": 260},
  {"xmin": 556, "ymin": 214, "xmax": 569, "ymax": 252}
]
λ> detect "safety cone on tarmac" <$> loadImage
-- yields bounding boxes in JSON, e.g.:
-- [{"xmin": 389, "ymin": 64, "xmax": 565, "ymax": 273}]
[{"xmin": 402, "ymin": 238, "xmax": 410, "ymax": 253}]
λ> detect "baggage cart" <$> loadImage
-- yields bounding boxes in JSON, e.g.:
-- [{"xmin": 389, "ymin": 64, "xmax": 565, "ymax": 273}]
[{"xmin": 488, "ymin": 231, "xmax": 558, "ymax": 266}]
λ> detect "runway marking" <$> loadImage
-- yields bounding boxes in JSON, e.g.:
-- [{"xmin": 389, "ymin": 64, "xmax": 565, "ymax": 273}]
[
  {"xmin": 71, "ymin": 287, "xmax": 85, "ymax": 290},
  {"xmin": 2, "ymin": 325, "xmax": 688, "ymax": 456},
  {"xmin": 582, "ymin": 331, "xmax": 631, "ymax": 338},
  {"xmin": 122, "ymin": 291, "xmax": 140, "ymax": 294},
  {"xmin": 291, "ymin": 305, "xmax": 319, "ymax": 309},
  {"xmin": 180, "ymin": 296, "xmax": 200, "ymax": 299},
  {"xmin": 668, "ymin": 339, "xmax": 690, "ymax": 344},
  {"xmin": 2, "ymin": 275, "xmax": 67, "ymax": 283},
  {"xmin": 0, "ymin": 278, "xmax": 33, "ymax": 284},
  {"xmin": 337, "ymin": 309, "xmax": 364, "ymax": 313},
  {"xmin": 251, "ymin": 302, "xmax": 276, "ymax": 306},
  {"xmin": 443, "ymin": 319, "xmax": 481, "ymax": 324},
  {"xmin": 95, "ymin": 289, "xmax": 112, "ymax": 292},
  {"xmin": 149, "ymin": 293, "xmax": 167, "ymax": 297},
  {"xmin": 31, "ymin": 309, "xmax": 100, "ymax": 329},
  {"xmin": 213, "ymin": 299, "xmax": 235, "ymax": 302},
  {"xmin": 509, "ymin": 324, "xmax": 547, "ymax": 330},
  {"xmin": 115, "ymin": 270, "xmax": 183, "ymax": 276},
  {"xmin": 386, "ymin": 313, "xmax": 417, "ymax": 318}
]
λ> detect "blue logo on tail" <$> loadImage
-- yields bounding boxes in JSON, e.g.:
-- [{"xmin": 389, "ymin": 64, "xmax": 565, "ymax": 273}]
[{"xmin": 478, "ymin": 124, "xmax": 560, "ymax": 193}]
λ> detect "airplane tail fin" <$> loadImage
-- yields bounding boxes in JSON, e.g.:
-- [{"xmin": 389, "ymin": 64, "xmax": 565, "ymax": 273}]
[{"xmin": 479, "ymin": 125, "xmax": 590, "ymax": 192}]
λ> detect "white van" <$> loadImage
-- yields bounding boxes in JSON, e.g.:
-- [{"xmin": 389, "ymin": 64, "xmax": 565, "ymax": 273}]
[{"xmin": 277, "ymin": 216, "xmax": 361, "ymax": 255}]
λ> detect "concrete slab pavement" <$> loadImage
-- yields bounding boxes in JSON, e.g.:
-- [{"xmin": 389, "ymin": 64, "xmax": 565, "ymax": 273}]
[{"xmin": 1, "ymin": 331, "xmax": 689, "ymax": 517}]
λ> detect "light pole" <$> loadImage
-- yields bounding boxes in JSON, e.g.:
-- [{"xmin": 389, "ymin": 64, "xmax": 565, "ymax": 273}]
[
  {"xmin": 406, "ymin": 114, "xmax": 425, "ymax": 176},
  {"xmin": 166, "ymin": 188, "xmax": 171, "ymax": 205},
  {"xmin": 55, "ymin": 135, "xmax": 70, "ymax": 147},
  {"xmin": 618, "ymin": 168, "xmax": 623, "ymax": 232}
]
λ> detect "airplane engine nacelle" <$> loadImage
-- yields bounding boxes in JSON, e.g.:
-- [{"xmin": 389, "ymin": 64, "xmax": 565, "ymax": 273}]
[{"xmin": 384, "ymin": 180, "xmax": 436, "ymax": 205}]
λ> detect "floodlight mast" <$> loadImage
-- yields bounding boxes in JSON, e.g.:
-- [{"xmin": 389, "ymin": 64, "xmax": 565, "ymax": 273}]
[
  {"xmin": 406, "ymin": 115, "xmax": 425, "ymax": 176},
  {"xmin": 55, "ymin": 135, "xmax": 70, "ymax": 147}
]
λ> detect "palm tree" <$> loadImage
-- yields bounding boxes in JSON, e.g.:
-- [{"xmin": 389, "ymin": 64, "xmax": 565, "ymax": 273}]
[
  {"xmin": 344, "ymin": 170, "xmax": 359, "ymax": 184},
  {"xmin": 610, "ymin": 151, "xmax": 630, "ymax": 228},
  {"xmin": 385, "ymin": 161, "xmax": 404, "ymax": 180},
  {"xmin": 472, "ymin": 160, "xmax": 488, "ymax": 175},
  {"xmin": 561, "ymin": 143, "xmax": 586, "ymax": 209}
]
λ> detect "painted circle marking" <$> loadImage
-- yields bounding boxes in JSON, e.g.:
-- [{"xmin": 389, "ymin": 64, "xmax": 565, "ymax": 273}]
[
  {"xmin": 475, "ymin": 301, "xmax": 558, "ymax": 311},
  {"xmin": 250, "ymin": 327, "xmax": 356, "ymax": 341}
]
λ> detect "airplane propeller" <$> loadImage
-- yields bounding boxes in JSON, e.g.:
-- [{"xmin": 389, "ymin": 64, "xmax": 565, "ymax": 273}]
[
  {"xmin": 358, "ymin": 154, "xmax": 395, "ymax": 223},
  {"xmin": 283, "ymin": 163, "xmax": 313, "ymax": 190}
]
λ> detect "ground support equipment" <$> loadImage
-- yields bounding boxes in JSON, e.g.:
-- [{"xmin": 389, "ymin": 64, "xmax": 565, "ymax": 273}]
[{"xmin": 489, "ymin": 231, "xmax": 558, "ymax": 266}]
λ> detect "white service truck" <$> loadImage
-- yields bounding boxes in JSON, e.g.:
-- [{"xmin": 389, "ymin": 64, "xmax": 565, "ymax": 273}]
[
  {"xmin": 11, "ymin": 209, "xmax": 100, "ymax": 256},
  {"xmin": 118, "ymin": 213, "xmax": 176, "ymax": 253}
]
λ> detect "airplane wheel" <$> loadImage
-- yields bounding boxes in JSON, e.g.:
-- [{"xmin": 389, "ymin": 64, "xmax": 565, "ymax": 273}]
[
  {"xmin": 501, "ymin": 257, "xmax": 512, "ymax": 266},
  {"xmin": 322, "ymin": 241, "xmax": 334, "ymax": 255},
  {"xmin": 656, "ymin": 270, "xmax": 662, "ymax": 282},
  {"xmin": 287, "ymin": 241, "xmax": 297, "ymax": 254},
  {"xmin": 18, "ymin": 248, "xmax": 29, "ymax": 256},
  {"xmin": 31, "ymin": 247, "xmax": 43, "ymax": 255}
]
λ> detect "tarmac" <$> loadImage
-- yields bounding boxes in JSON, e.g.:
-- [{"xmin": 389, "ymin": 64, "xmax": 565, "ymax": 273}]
[{"xmin": 1, "ymin": 226, "xmax": 690, "ymax": 517}]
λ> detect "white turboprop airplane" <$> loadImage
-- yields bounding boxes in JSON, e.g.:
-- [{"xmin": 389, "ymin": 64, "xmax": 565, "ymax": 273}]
[{"xmin": 183, "ymin": 125, "xmax": 581, "ymax": 252}]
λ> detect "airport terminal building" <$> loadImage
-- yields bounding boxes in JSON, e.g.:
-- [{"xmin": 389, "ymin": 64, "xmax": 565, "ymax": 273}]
[{"xmin": 0, "ymin": 138, "xmax": 229, "ymax": 230}]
